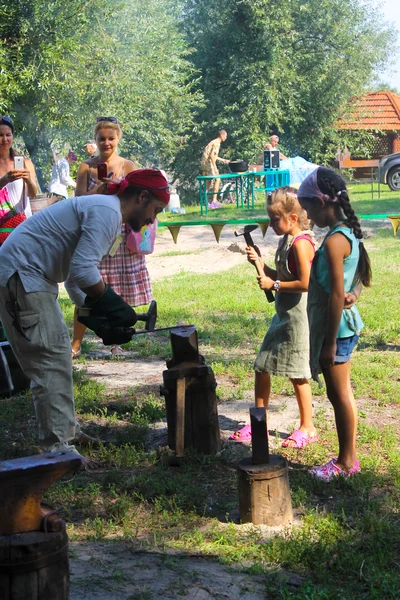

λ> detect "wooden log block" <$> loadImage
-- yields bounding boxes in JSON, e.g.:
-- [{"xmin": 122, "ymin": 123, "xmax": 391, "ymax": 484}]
[
  {"xmin": 0, "ymin": 529, "xmax": 69, "ymax": 600},
  {"xmin": 161, "ymin": 364, "xmax": 220, "ymax": 455},
  {"xmin": 237, "ymin": 455, "xmax": 293, "ymax": 526},
  {"xmin": 249, "ymin": 407, "xmax": 269, "ymax": 465}
]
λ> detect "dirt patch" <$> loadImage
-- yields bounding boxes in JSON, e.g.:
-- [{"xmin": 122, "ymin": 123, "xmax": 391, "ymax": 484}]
[
  {"xmin": 146, "ymin": 223, "xmax": 278, "ymax": 281},
  {"xmin": 70, "ymin": 543, "xmax": 268, "ymax": 600},
  {"xmin": 84, "ymin": 358, "xmax": 166, "ymax": 390}
]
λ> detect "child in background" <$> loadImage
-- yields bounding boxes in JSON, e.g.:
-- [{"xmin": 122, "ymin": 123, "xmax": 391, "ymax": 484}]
[
  {"xmin": 298, "ymin": 167, "xmax": 370, "ymax": 481},
  {"xmin": 231, "ymin": 186, "xmax": 317, "ymax": 448}
]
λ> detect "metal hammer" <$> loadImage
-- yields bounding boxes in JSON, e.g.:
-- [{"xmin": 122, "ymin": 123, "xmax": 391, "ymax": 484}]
[
  {"xmin": 135, "ymin": 299, "xmax": 157, "ymax": 331},
  {"xmin": 234, "ymin": 225, "xmax": 274, "ymax": 302}
]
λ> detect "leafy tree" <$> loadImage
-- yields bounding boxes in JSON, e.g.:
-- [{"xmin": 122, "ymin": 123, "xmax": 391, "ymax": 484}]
[
  {"xmin": 176, "ymin": 0, "xmax": 396, "ymax": 201},
  {"xmin": 175, "ymin": 0, "xmax": 294, "ymax": 200},
  {"xmin": 280, "ymin": 0, "xmax": 396, "ymax": 162},
  {"xmin": 0, "ymin": 0, "xmax": 201, "ymax": 189}
]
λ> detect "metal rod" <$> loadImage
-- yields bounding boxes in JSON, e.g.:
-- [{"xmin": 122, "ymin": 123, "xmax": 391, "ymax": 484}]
[{"xmin": 133, "ymin": 324, "xmax": 194, "ymax": 335}]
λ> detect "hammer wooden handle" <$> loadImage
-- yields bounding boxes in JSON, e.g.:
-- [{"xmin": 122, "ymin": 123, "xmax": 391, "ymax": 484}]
[
  {"xmin": 249, "ymin": 255, "xmax": 273, "ymax": 303},
  {"xmin": 242, "ymin": 231, "xmax": 274, "ymax": 303},
  {"xmin": 254, "ymin": 259, "xmax": 275, "ymax": 303}
]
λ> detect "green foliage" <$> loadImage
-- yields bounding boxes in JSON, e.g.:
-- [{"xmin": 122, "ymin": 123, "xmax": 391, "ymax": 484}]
[
  {"xmin": 0, "ymin": 0, "xmax": 396, "ymax": 195},
  {"xmin": 175, "ymin": 0, "xmax": 396, "ymax": 201},
  {"xmin": 0, "ymin": 0, "xmax": 202, "ymax": 187}
]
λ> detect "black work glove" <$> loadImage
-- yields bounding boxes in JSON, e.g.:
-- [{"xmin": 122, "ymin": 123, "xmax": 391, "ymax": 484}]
[
  {"xmin": 84, "ymin": 285, "xmax": 137, "ymax": 327},
  {"xmin": 97, "ymin": 325, "xmax": 135, "ymax": 346},
  {"xmin": 77, "ymin": 314, "xmax": 135, "ymax": 345}
]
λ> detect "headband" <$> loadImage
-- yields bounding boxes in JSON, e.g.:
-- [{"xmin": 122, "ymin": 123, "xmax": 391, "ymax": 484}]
[
  {"xmin": 297, "ymin": 169, "xmax": 333, "ymax": 202},
  {"xmin": 298, "ymin": 168, "xmax": 348, "ymax": 203},
  {"xmin": 107, "ymin": 168, "xmax": 170, "ymax": 205}
]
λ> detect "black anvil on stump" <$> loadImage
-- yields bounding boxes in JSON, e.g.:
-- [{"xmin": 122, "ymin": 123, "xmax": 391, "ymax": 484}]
[
  {"xmin": 160, "ymin": 326, "xmax": 220, "ymax": 455},
  {"xmin": 0, "ymin": 451, "xmax": 81, "ymax": 600}
]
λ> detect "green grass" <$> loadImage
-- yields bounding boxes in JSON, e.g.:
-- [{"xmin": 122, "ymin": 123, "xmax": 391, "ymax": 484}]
[
  {"xmin": 350, "ymin": 183, "xmax": 400, "ymax": 215},
  {"xmin": 1, "ymin": 223, "xmax": 399, "ymax": 598}
]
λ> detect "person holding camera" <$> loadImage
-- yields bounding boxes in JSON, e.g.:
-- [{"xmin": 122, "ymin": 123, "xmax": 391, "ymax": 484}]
[
  {"xmin": 0, "ymin": 116, "xmax": 38, "ymax": 244},
  {"xmin": 69, "ymin": 117, "xmax": 153, "ymax": 358},
  {"xmin": 0, "ymin": 168, "xmax": 169, "ymax": 465}
]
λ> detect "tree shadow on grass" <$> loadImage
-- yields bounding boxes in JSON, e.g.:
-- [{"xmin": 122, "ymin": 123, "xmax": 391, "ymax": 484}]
[{"xmin": 357, "ymin": 340, "xmax": 400, "ymax": 352}]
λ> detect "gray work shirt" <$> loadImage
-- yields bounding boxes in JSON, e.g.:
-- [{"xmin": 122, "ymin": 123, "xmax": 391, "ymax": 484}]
[{"xmin": 0, "ymin": 195, "xmax": 122, "ymax": 298}]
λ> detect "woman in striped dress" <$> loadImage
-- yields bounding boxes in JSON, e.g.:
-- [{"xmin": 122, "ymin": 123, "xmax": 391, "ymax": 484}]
[{"xmin": 69, "ymin": 117, "xmax": 153, "ymax": 357}]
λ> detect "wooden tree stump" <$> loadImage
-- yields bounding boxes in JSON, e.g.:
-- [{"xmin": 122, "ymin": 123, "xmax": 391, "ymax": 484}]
[
  {"xmin": 0, "ymin": 528, "xmax": 69, "ymax": 600},
  {"xmin": 238, "ymin": 455, "xmax": 293, "ymax": 526}
]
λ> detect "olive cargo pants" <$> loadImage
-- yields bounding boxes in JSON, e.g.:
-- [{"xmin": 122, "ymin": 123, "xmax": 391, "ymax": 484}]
[{"xmin": 0, "ymin": 273, "xmax": 81, "ymax": 452}]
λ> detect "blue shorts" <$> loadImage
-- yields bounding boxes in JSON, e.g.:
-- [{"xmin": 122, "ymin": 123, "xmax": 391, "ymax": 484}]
[{"xmin": 334, "ymin": 335, "xmax": 359, "ymax": 364}]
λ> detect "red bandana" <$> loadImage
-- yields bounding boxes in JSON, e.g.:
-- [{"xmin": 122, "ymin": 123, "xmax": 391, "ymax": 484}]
[{"xmin": 107, "ymin": 169, "xmax": 170, "ymax": 205}]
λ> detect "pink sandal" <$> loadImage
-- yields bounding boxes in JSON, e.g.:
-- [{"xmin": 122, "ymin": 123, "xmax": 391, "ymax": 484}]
[
  {"xmin": 229, "ymin": 424, "xmax": 252, "ymax": 442},
  {"xmin": 310, "ymin": 458, "xmax": 360, "ymax": 482},
  {"xmin": 282, "ymin": 429, "xmax": 319, "ymax": 449}
]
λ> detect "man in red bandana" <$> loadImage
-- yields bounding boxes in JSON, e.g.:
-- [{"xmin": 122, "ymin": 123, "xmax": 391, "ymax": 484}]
[{"xmin": 0, "ymin": 169, "xmax": 169, "ymax": 465}]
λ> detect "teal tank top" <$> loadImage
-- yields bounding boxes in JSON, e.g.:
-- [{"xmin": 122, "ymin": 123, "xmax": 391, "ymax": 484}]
[{"xmin": 315, "ymin": 224, "xmax": 364, "ymax": 338}]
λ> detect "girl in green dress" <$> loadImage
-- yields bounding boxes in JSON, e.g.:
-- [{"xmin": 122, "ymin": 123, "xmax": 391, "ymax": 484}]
[{"xmin": 231, "ymin": 186, "xmax": 317, "ymax": 448}]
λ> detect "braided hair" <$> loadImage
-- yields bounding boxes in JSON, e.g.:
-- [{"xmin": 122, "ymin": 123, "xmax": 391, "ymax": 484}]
[{"xmin": 317, "ymin": 167, "xmax": 371, "ymax": 287}]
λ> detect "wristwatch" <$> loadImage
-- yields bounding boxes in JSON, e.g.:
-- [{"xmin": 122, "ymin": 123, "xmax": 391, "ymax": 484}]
[{"xmin": 273, "ymin": 280, "xmax": 281, "ymax": 291}]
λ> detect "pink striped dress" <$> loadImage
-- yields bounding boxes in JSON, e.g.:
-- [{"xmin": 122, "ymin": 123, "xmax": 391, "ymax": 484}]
[{"xmin": 89, "ymin": 176, "xmax": 153, "ymax": 306}]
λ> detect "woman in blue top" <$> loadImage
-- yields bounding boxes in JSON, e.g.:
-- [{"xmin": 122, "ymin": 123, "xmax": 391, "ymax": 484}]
[{"xmin": 298, "ymin": 167, "xmax": 371, "ymax": 482}]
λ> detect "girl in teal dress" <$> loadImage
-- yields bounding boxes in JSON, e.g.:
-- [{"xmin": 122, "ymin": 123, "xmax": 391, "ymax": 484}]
[{"xmin": 298, "ymin": 167, "xmax": 371, "ymax": 482}]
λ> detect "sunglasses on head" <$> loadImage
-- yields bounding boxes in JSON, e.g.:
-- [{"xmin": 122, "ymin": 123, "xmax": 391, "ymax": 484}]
[
  {"xmin": 0, "ymin": 116, "xmax": 13, "ymax": 125},
  {"xmin": 96, "ymin": 116, "xmax": 118, "ymax": 124}
]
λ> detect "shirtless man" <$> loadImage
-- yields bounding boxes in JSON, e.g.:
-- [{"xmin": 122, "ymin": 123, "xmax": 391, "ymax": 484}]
[
  {"xmin": 265, "ymin": 135, "xmax": 288, "ymax": 161},
  {"xmin": 201, "ymin": 130, "xmax": 229, "ymax": 202}
]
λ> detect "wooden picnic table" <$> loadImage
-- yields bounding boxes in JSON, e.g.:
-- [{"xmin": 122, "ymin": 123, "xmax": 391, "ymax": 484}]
[{"xmin": 338, "ymin": 157, "xmax": 381, "ymax": 199}]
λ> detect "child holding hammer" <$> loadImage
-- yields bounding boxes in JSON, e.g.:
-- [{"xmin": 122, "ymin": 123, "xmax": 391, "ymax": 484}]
[{"xmin": 230, "ymin": 186, "xmax": 318, "ymax": 447}]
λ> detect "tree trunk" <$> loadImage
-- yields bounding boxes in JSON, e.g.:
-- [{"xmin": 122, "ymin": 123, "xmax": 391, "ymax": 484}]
[{"xmin": 22, "ymin": 132, "xmax": 54, "ymax": 193}]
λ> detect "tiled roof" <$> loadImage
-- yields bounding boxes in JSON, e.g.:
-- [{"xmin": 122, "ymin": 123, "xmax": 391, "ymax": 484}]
[{"xmin": 337, "ymin": 91, "xmax": 400, "ymax": 130}]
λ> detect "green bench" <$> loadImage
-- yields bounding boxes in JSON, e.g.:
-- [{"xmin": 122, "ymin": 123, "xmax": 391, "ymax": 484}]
[
  {"xmin": 158, "ymin": 214, "xmax": 398, "ymax": 243},
  {"xmin": 158, "ymin": 217, "xmax": 270, "ymax": 243}
]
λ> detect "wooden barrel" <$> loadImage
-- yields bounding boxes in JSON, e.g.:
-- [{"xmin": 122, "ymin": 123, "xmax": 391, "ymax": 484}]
[
  {"xmin": 30, "ymin": 195, "xmax": 58, "ymax": 214},
  {"xmin": 0, "ymin": 529, "xmax": 70, "ymax": 600}
]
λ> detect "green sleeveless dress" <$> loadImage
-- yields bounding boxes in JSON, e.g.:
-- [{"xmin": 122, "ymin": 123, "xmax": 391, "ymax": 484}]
[{"xmin": 254, "ymin": 231, "xmax": 314, "ymax": 379}]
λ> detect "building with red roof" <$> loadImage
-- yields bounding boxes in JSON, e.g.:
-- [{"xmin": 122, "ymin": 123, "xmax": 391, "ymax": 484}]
[{"xmin": 337, "ymin": 91, "xmax": 400, "ymax": 158}]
